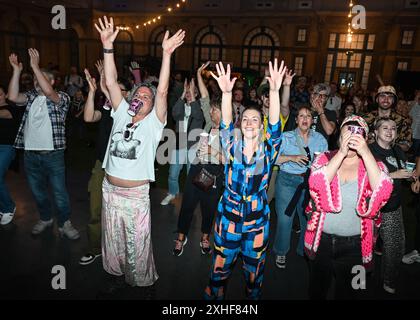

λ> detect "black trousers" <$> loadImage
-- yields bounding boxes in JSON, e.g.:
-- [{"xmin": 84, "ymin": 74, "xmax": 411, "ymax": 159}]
[
  {"xmin": 415, "ymin": 192, "xmax": 420, "ymax": 251},
  {"xmin": 308, "ymin": 232, "xmax": 368, "ymax": 300},
  {"xmin": 177, "ymin": 163, "xmax": 223, "ymax": 236}
]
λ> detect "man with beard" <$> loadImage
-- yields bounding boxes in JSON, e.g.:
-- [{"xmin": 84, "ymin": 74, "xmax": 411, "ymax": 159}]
[
  {"xmin": 364, "ymin": 85, "xmax": 412, "ymax": 151},
  {"xmin": 7, "ymin": 49, "xmax": 79, "ymax": 239}
]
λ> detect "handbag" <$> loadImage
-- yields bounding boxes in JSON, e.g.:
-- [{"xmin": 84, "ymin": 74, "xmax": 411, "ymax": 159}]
[{"xmin": 192, "ymin": 166, "xmax": 218, "ymax": 192}]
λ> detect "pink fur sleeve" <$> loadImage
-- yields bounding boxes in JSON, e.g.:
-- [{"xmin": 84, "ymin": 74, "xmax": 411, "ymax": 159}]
[
  {"xmin": 308, "ymin": 153, "xmax": 342, "ymax": 213},
  {"xmin": 357, "ymin": 161, "xmax": 393, "ymax": 219}
]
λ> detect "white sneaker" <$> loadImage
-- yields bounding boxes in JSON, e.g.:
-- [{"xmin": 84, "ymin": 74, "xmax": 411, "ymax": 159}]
[
  {"xmin": 58, "ymin": 220, "xmax": 80, "ymax": 240},
  {"xmin": 275, "ymin": 255, "xmax": 286, "ymax": 269},
  {"xmin": 79, "ymin": 253, "xmax": 102, "ymax": 265},
  {"xmin": 0, "ymin": 208, "xmax": 16, "ymax": 225},
  {"xmin": 383, "ymin": 283, "xmax": 396, "ymax": 294},
  {"xmin": 160, "ymin": 194, "xmax": 176, "ymax": 206},
  {"xmin": 32, "ymin": 219, "xmax": 53, "ymax": 235},
  {"xmin": 402, "ymin": 250, "xmax": 420, "ymax": 264}
]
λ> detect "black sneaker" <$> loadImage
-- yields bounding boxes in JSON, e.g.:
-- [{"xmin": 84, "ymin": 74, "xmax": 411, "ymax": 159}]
[
  {"xmin": 98, "ymin": 275, "xmax": 127, "ymax": 296},
  {"xmin": 173, "ymin": 237, "xmax": 188, "ymax": 256},
  {"xmin": 200, "ymin": 238, "xmax": 212, "ymax": 255}
]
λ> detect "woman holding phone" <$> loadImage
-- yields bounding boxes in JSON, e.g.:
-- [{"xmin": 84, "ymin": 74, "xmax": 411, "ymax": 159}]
[{"xmin": 304, "ymin": 115, "xmax": 393, "ymax": 299}]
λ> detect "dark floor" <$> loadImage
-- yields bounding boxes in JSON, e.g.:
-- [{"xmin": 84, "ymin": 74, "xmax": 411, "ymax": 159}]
[{"xmin": 1, "ymin": 139, "xmax": 419, "ymax": 300}]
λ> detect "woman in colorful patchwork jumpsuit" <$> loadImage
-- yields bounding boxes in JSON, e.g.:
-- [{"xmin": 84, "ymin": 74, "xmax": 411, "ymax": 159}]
[{"xmin": 204, "ymin": 60, "xmax": 285, "ymax": 300}]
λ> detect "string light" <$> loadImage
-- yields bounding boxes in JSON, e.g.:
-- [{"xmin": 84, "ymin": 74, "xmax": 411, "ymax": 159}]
[
  {"xmin": 346, "ymin": 0, "xmax": 355, "ymax": 43},
  {"xmin": 114, "ymin": 1, "xmax": 188, "ymax": 31}
]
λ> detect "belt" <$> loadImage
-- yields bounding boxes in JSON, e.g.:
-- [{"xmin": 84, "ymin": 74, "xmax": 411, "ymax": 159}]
[
  {"xmin": 281, "ymin": 171, "xmax": 306, "ymax": 177},
  {"xmin": 25, "ymin": 150, "xmax": 56, "ymax": 155},
  {"xmin": 322, "ymin": 232, "xmax": 360, "ymax": 242}
]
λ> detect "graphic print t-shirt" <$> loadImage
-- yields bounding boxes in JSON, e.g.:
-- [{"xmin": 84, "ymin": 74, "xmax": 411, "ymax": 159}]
[
  {"xmin": 369, "ymin": 141, "xmax": 406, "ymax": 212},
  {"xmin": 102, "ymin": 99, "xmax": 165, "ymax": 181}
]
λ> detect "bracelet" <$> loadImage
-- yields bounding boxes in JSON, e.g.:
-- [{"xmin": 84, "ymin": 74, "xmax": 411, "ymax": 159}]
[
  {"xmin": 318, "ymin": 112, "xmax": 325, "ymax": 116},
  {"xmin": 103, "ymin": 48, "xmax": 114, "ymax": 54}
]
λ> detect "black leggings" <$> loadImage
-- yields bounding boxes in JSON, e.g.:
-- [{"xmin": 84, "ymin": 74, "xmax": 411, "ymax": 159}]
[{"xmin": 177, "ymin": 164, "xmax": 223, "ymax": 236}]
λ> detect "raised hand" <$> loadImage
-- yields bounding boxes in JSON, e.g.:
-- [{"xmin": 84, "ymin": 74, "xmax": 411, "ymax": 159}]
[
  {"xmin": 181, "ymin": 78, "xmax": 189, "ymax": 100},
  {"xmin": 189, "ymin": 78, "xmax": 196, "ymax": 101},
  {"xmin": 210, "ymin": 62, "xmax": 237, "ymax": 94},
  {"xmin": 348, "ymin": 133, "xmax": 369, "ymax": 157},
  {"xmin": 197, "ymin": 61, "xmax": 210, "ymax": 75},
  {"xmin": 94, "ymin": 16, "xmax": 119, "ymax": 47},
  {"xmin": 283, "ymin": 68, "xmax": 296, "ymax": 87},
  {"xmin": 129, "ymin": 61, "xmax": 140, "ymax": 73},
  {"xmin": 266, "ymin": 59, "xmax": 286, "ymax": 91},
  {"xmin": 28, "ymin": 48, "xmax": 40, "ymax": 69},
  {"xmin": 9, "ymin": 54, "xmax": 23, "ymax": 72},
  {"xmin": 339, "ymin": 129, "xmax": 352, "ymax": 157},
  {"xmin": 95, "ymin": 59, "xmax": 104, "ymax": 75},
  {"xmin": 162, "ymin": 29, "xmax": 185, "ymax": 55},
  {"xmin": 84, "ymin": 69, "xmax": 97, "ymax": 93}
]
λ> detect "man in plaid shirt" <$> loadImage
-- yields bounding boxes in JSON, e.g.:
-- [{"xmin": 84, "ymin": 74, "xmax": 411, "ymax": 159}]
[{"xmin": 7, "ymin": 49, "xmax": 79, "ymax": 239}]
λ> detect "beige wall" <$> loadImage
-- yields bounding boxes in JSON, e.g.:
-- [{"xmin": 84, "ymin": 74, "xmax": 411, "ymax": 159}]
[{"xmin": 0, "ymin": 2, "xmax": 418, "ymax": 90}]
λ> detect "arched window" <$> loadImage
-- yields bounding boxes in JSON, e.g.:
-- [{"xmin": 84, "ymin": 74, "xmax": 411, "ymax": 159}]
[
  {"xmin": 10, "ymin": 21, "xmax": 28, "ymax": 69},
  {"xmin": 194, "ymin": 26, "xmax": 225, "ymax": 68},
  {"xmin": 114, "ymin": 30, "xmax": 133, "ymax": 75},
  {"xmin": 68, "ymin": 29, "xmax": 79, "ymax": 69},
  {"xmin": 242, "ymin": 27, "xmax": 280, "ymax": 75}
]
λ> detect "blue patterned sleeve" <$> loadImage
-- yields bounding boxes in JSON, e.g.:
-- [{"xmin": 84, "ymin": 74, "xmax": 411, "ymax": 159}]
[
  {"xmin": 219, "ymin": 121, "xmax": 236, "ymax": 163},
  {"xmin": 266, "ymin": 121, "xmax": 282, "ymax": 163}
]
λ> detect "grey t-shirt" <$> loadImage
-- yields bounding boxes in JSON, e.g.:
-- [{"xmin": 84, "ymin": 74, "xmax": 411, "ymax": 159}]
[{"xmin": 323, "ymin": 180, "xmax": 361, "ymax": 236}]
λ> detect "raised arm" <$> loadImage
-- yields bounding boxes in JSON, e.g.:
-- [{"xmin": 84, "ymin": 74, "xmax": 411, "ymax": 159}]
[
  {"xmin": 266, "ymin": 59, "xmax": 286, "ymax": 125},
  {"xmin": 28, "ymin": 48, "xmax": 60, "ymax": 104},
  {"xmin": 8, "ymin": 54, "xmax": 27, "ymax": 104},
  {"xmin": 94, "ymin": 16, "xmax": 121, "ymax": 110},
  {"xmin": 323, "ymin": 130, "xmax": 351, "ymax": 182},
  {"xmin": 210, "ymin": 62, "xmax": 237, "ymax": 127},
  {"xmin": 197, "ymin": 61, "xmax": 210, "ymax": 99},
  {"xmin": 129, "ymin": 61, "xmax": 142, "ymax": 85},
  {"xmin": 155, "ymin": 29, "xmax": 185, "ymax": 124},
  {"xmin": 83, "ymin": 68, "xmax": 102, "ymax": 123},
  {"xmin": 375, "ymin": 74, "xmax": 385, "ymax": 87},
  {"xmin": 351, "ymin": 134, "xmax": 382, "ymax": 190},
  {"xmin": 281, "ymin": 68, "xmax": 295, "ymax": 119},
  {"xmin": 95, "ymin": 59, "xmax": 110, "ymax": 101}
]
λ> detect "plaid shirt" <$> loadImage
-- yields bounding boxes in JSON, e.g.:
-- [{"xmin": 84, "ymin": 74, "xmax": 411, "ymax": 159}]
[
  {"xmin": 218, "ymin": 121, "xmax": 281, "ymax": 223},
  {"xmin": 14, "ymin": 89, "xmax": 70, "ymax": 150}
]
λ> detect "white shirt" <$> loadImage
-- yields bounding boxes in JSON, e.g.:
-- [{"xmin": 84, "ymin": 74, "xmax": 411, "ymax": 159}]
[
  {"xmin": 325, "ymin": 95, "xmax": 342, "ymax": 113},
  {"xmin": 102, "ymin": 99, "xmax": 165, "ymax": 181},
  {"xmin": 183, "ymin": 104, "xmax": 191, "ymax": 133},
  {"xmin": 24, "ymin": 96, "xmax": 54, "ymax": 150}
]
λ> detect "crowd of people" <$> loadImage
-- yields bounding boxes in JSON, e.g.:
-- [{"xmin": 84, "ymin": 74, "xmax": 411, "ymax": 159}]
[{"xmin": 0, "ymin": 15, "xmax": 419, "ymax": 299}]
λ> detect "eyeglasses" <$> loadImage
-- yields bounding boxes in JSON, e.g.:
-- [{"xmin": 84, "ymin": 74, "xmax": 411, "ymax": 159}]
[{"xmin": 314, "ymin": 93, "xmax": 328, "ymax": 99}]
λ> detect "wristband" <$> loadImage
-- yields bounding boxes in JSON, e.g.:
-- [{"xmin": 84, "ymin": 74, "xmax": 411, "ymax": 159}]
[
  {"xmin": 103, "ymin": 48, "xmax": 114, "ymax": 54},
  {"xmin": 318, "ymin": 112, "xmax": 325, "ymax": 116}
]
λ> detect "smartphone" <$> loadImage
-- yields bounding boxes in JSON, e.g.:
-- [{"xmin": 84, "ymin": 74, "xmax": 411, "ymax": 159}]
[{"xmin": 348, "ymin": 125, "xmax": 364, "ymax": 136}]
